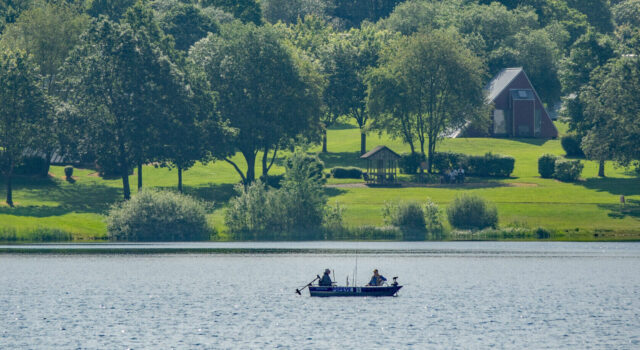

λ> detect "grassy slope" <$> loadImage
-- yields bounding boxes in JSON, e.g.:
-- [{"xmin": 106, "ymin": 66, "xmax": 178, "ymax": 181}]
[{"xmin": 1, "ymin": 121, "xmax": 638, "ymax": 240}]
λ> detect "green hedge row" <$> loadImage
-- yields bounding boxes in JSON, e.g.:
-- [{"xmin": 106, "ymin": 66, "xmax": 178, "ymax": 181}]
[{"xmin": 432, "ymin": 152, "xmax": 515, "ymax": 177}]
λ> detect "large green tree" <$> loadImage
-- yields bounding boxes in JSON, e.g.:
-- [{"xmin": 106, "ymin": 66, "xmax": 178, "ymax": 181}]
[
  {"xmin": 60, "ymin": 17, "xmax": 190, "ymax": 199},
  {"xmin": 0, "ymin": 49, "xmax": 49, "ymax": 206},
  {"xmin": 199, "ymin": 0, "xmax": 262, "ymax": 24},
  {"xmin": 581, "ymin": 56, "xmax": 640, "ymax": 171},
  {"xmin": 323, "ymin": 24, "xmax": 388, "ymax": 155},
  {"xmin": 154, "ymin": 1, "xmax": 218, "ymax": 52},
  {"xmin": 86, "ymin": 0, "xmax": 137, "ymax": 20},
  {"xmin": 190, "ymin": 22, "xmax": 322, "ymax": 185},
  {"xmin": 367, "ymin": 29, "xmax": 486, "ymax": 172}
]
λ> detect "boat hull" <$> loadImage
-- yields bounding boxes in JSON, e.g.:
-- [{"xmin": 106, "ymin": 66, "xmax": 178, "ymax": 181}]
[{"xmin": 309, "ymin": 285, "xmax": 402, "ymax": 297}]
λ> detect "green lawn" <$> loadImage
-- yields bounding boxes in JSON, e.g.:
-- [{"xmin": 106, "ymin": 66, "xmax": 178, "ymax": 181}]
[{"xmin": 1, "ymin": 121, "xmax": 639, "ymax": 241}]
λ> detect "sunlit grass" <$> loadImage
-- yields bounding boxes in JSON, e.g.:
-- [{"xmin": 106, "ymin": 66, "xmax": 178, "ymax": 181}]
[{"xmin": 0, "ymin": 120, "xmax": 638, "ymax": 240}]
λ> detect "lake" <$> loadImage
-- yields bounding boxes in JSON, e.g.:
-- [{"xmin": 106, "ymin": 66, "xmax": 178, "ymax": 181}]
[{"xmin": 1, "ymin": 242, "xmax": 639, "ymax": 349}]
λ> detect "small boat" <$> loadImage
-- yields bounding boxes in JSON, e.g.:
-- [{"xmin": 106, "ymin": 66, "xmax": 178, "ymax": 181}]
[{"xmin": 308, "ymin": 284, "xmax": 402, "ymax": 297}]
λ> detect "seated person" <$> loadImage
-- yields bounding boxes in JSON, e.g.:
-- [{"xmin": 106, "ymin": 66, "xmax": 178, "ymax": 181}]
[
  {"xmin": 319, "ymin": 269, "xmax": 332, "ymax": 286},
  {"xmin": 367, "ymin": 269, "xmax": 387, "ymax": 286}
]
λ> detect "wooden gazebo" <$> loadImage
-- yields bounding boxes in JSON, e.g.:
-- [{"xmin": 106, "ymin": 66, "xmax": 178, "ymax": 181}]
[{"xmin": 361, "ymin": 145, "xmax": 400, "ymax": 184}]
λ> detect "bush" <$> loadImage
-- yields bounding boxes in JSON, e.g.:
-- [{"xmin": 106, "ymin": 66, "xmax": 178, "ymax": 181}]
[
  {"xmin": 330, "ymin": 167, "xmax": 363, "ymax": 179},
  {"xmin": 553, "ymin": 159, "xmax": 583, "ymax": 182},
  {"xmin": 399, "ymin": 153, "xmax": 426, "ymax": 174},
  {"xmin": 285, "ymin": 153, "xmax": 325, "ymax": 184},
  {"xmin": 432, "ymin": 152, "xmax": 514, "ymax": 177},
  {"xmin": 382, "ymin": 201, "xmax": 426, "ymax": 240},
  {"xmin": 538, "ymin": 154, "xmax": 558, "ymax": 178},
  {"xmin": 447, "ymin": 194, "xmax": 498, "ymax": 230},
  {"xmin": 423, "ymin": 199, "xmax": 444, "ymax": 239},
  {"xmin": 106, "ymin": 189, "xmax": 212, "ymax": 241},
  {"xmin": 14, "ymin": 156, "xmax": 49, "ymax": 177},
  {"xmin": 561, "ymin": 134, "xmax": 585, "ymax": 157},
  {"xmin": 64, "ymin": 165, "xmax": 74, "ymax": 179},
  {"xmin": 96, "ymin": 158, "xmax": 132, "ymax": 178},
  {"xmin": 225, "ymin": 151, "xmax": 327, "ymax": 240}
]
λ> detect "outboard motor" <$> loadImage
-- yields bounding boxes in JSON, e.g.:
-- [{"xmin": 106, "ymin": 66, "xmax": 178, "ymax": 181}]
[{"xmin": 392, "ymin": 276, "xmax": 399, "ymax": 287}]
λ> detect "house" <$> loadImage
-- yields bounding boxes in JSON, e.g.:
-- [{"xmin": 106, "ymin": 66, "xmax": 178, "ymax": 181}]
[{"xmin": 485, "ymin": 67, "xmax": 558, "ymax": 138}]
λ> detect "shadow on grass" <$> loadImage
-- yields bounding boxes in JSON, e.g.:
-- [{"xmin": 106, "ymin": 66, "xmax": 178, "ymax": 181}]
[
  {"xmin": 0, "ymin": 175, "xmax": 122, "ymax": 217},
  {"xmin": 324, "ymin": 187, "xmax": 347, "ymax": 197},
  {"xmin": 599, "ymin": 201, "xmax": 640, "ymax": 219},
  {"xmin": 581, "ymin": 177, "xmax": 640, "ymax": 196},
  {"xmin": 328, "ymin": 121, "xmax": 358, "ymax": 130},
  {"xmin": 319, "ymin": 152, "xmax": 366, "ymax": 169},
  {"xmin": 509, "ymin": 138, "xmax": 551, "ymax": 146},
  {"xmin": 182, "ymin": 183, "xmax": 236, "ymax": 206}
]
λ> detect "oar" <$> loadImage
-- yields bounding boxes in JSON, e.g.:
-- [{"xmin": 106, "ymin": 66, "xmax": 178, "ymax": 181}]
[{"xmin": 295, "ymin": 275, "xmax": 320, "ymax": 295}]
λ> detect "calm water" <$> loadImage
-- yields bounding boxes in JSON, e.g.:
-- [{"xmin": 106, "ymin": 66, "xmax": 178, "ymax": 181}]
[{"xmin": 1, "ymin": 242, "xmax": 639, "ymax": 349}]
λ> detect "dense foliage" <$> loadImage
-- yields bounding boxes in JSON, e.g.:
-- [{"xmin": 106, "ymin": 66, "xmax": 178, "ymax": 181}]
[
  {"xmin": 382, "ymin": 199, "xmax": 443, "ymax": 240},
  {"xmin": 224, "ymin": 151, "xmax": 328, "ymax": 240},
  {"xmin": 553, "ymin": 159, "xmax": 584, "ymax": 182},
  {"xmin": 561, "ymin": 134, "xmax": 585, "ymax": 157},
  {"xmin": 538, "ymin": 154, "xmax": 559, "ymax": 178},
  {"xmin": 398, "ymin": 153, "xmax": 426, "ymax": 174},
  {"xmin": 432, "ymin": 152, "xmax": 515, "ymax": 177},
  {"xmin": 447, "ymin": 194, "xmax": 498, "ymax": 230},
  {"xmin": 106, "ymin": 190, "xmax": 212, "ymax": 241},
  {"xmin": 330, "ymin": 167, "xmax": 362, "ymax": 179}
]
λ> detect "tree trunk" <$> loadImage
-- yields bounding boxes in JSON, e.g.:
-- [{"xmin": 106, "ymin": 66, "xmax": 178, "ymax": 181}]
[
  {"xmin": 598, "ymin": 159, "xmax": 605, "ymax": 177},
  {"xmin": 5, "ymin": 167, "xmax": 13, "ymax": 207},
  {"xmin": 322, "ymin": 129, "xmax": 328, "ymax": 153},
  {"xmin": 137, "ymin": 163, "xmax": 143, "ymax": 190},
  {"xmin": 261, "ymin": 147, "xmax": 269, "ymax": 181},
  {"xmin": 408, "ymin": 141, "xmax": 415, "ymax": 155},
  {"xmin": 121, "ymin": 168, "xmax": 131, "ymax": 200},
  {"xmin": 360, "ymin": 132, "xmax": 366, "ymax": 155},
  {"xmin": 178, "ymin": 166, "xmax": 183, "ymax": 193},
  {"xmin": 243, "ymin": 151, "xmax": 256, "ymax": 185}
]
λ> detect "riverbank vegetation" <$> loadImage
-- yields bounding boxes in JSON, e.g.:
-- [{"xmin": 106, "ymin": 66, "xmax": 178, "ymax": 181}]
[{"xmin": 0, "ymin": 0, "xmax": 639, "ymax": 241}]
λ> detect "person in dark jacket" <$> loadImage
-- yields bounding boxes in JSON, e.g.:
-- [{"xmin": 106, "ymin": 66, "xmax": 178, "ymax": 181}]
[
  {"xmin": 319, "ymin": 269, "xmax": 332, "ymax": 286},
  {"xmin": 368, "ymin": 269, "xmax": 387, "ymax": 286}
]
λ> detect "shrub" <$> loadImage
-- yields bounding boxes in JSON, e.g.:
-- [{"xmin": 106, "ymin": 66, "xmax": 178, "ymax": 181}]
[
  {"xmin": 64, "ymin": 165, "xmax": 74, "ymax": 180},
  {"xmin": 431, "ymin": 152, "xmax": 514, "ymax": 177},
  {"xmin": 285, "ymin": 153, "xmax": 325, "ymax": 184},
  {"xmin": 225, "ymin": 151, "xmax": 327, "ymax": 240},
  {"xmin": 561, "ymin": 134, "xmax": 585, "ymax": 157},
  {"xmin": 447, "ymin": 194, "xmax": 498, "ymax": 230},
  {"xmin": 553, "ymin": 159, "xmax": 583, "ymax": 182},
  {"xmin": 107, "ymin": 189, "xmax": 212, "ymax": 241},
  {"xmin": 383, "ymin": 201, "xmax": 426, "ymax": 240},
  {"xmin": 538, "ymin": 154, "xmax": 558, "ymax": 178},
  {"xmin": 431, "ymin": 152, "xmax": 467, "ymax": 173},
  {"xmin": 423, "ymin": 199, "xmax": 444, "ymax": 239},
  {"xmin": 469, "ymin": 153, "xmax": 515, "ymax": 177},
  {"xmin": 330, "ymin": 167, "xmax": 363, "ymax": 179},
  {"xmin": 399, "ymin": 152, "xmax": 426, "ymax": 174},
  {"xmin": 14, "ymin": 156, "xmax": 49, "ymax": 177}
]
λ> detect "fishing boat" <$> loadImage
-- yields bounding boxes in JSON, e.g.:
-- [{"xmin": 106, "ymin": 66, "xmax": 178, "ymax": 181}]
[
  {"xmin": 297, "ymin": 276, "xmax": 402, "ymax": 297},
  {"xmin": 308, "ymin": 284, "xmax": 402, "ymax": 297}
]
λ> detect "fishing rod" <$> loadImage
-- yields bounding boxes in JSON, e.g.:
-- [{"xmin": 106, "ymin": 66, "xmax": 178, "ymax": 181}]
[{"xmin": 295, "ymin": 275, "xmax": 319, "ymax": 295}]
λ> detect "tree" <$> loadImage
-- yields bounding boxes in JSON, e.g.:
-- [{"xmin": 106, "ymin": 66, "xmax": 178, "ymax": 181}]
[
  {"xmin": 331, "ymin": 0, "xmax": 402, "ymax": 29},
  {"xmin": 581, "ymin": 57, "xmax": 640, "ymax": 171},
  {"xmin": 0, "ymin": 49, "xmax": 49, "ymax": 206},
  {"xmin": 59, "ymin": 18, "xmax": 190, "ymax": 200},
  {"xmin": 154, "ymin": 1, "xmax": 219, "ymax": 52},
  {"xmin": 324, "ymin": 24, "xmax": 387, "ymax": 155},
  {"xmin": 86, "ymin": 0, "xmax": 137, "ymax": 20},
  {"xmin": 189, "ymin": 22, "xmax": 322, "ymax": 185},
  {"xmin": 262, "ymin": 0, "xmax": 331, "ymax": 25},
  {"xmin": 1, "ymin": 2, "xmax": 89, "ymax": 170},
  {"xmin": 559, "ymin": 30, "xmax": 617, "ymax": 175},
  {"xmin": 199, "ymin": 0, "xmax": 262, "ymax": 24},
  {"xmin": 613, "ymin": 0, "xmax": 640, "ymax": 28},
  {"xmin": 280, "ymin": 15, "xmax": 334, "ymax": 152},
  {"xmin": 367, "ymin": 29, "xmax": 486, "ymax": 173}
]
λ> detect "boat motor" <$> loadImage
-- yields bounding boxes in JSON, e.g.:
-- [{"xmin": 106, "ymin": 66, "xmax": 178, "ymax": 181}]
[{"xmin": 392, "ymin": 276, "xmax": 399, "ymax": 287}]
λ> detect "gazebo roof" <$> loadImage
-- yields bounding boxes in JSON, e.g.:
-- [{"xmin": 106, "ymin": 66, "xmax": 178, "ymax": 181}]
[{"xmin": 360, "ymin": 145, "xmax": 401, "ymax": 159}]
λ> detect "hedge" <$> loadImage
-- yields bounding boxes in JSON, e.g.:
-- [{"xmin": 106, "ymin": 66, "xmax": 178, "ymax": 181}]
[
  {"xmin": 432, "ymin": 152, "xmax": 514, "ymax": 177},
  {"xmin": 554, "ymin": 159, "xmax": 583, "ymax": 182},
  {"xmin": 538, "ymin": 154, "xmax": 558, "ymax": 178},
  {"xmin": 399, "ymin": 153, "xmax": 426, "ymax": 174},
  {"xmin": 330, "ymin": 167, "xmax": 363, "ymax": 179}
]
